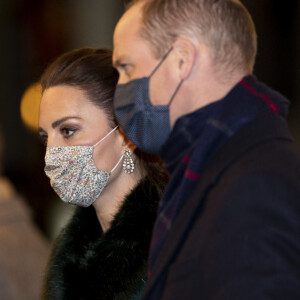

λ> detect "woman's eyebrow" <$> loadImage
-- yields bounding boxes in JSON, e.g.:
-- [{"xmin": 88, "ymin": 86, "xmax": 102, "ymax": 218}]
[{"xmin": 51, "ymin": 116, "xmax": 81, "ymax": 129}]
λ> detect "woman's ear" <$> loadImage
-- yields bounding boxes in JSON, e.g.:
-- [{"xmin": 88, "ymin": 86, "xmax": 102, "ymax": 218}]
[
  {"xmin": 124, "ymin": 140, "xmax": 136, "ymax": 153},
  {"xmin": 173, "ymin": 38, "xmax": 196, "ymax": 80}
]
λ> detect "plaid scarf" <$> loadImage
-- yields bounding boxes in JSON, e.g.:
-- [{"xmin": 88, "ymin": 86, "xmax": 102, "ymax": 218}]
[{"xmin": 146, "ymin": 75, "xmax": 289, "ymax": 296}]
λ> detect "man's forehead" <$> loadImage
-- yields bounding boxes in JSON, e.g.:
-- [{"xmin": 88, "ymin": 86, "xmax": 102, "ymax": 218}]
[
  {"xmin": 113, "ymin": 25, "xmax": 141, "ymax": 64},
  {"xmin": 113, "ymin": 6, "xmax": 145, "ymax": 59},
  {"xmin": 114, "ymin": 3, "xmax": 143, "ymax": 39}
]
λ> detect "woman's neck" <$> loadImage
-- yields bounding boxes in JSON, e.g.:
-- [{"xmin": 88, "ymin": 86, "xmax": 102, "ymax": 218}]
[{"xmin": 92, "ymin": 165, "xmax": 143, "ymax": 232}]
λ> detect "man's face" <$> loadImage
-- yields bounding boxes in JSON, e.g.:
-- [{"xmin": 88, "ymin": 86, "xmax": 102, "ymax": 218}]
[
  {"xmin": 113, "ymin": 3, "xmax": 154, "ymax": 84},
  {"xmin": 113, "ymin": 3, "xmax": 176, "ymax": 107}
]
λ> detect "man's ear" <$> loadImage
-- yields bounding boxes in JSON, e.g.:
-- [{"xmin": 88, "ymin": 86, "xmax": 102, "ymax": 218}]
[{"xmin": 173, "ymin": 38, "xmax": 197, "ymax": 80}]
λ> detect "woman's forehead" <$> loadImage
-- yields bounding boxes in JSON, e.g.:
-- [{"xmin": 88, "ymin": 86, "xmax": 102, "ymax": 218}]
[{"xmin": 39, "ymin": 86, "xmax": 108, "ymax": 126}]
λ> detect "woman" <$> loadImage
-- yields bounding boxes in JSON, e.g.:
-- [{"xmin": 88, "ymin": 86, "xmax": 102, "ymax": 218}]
[{"xmin": 38, "ymin": 48, "xmax": 167, "ymax": 299}]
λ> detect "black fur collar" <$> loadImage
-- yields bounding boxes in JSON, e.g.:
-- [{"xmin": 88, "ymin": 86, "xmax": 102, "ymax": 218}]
[{"xmin": 43, "ymin": 178, "xmax": 160, "ymax": 300}]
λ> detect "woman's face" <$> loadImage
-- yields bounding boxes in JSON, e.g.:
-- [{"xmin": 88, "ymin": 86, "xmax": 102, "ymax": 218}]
[{"xmin": 39, "ymin": 85, "xmax": 124, "ymax": 173}]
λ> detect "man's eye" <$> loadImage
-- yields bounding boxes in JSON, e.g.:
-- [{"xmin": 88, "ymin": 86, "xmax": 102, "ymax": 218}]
[
  {"xmin": 120, "ymin": 64, "xmax": 132, "ymax": 75},
  {"xmin": 120, "ymin": 64, "xmax": 128, "ymax": 71}
]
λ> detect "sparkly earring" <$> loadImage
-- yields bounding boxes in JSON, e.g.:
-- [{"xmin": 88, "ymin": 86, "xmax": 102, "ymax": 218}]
[{"xmin": 122, "ymin": 149, "xmax": 135, "ymax": 174}]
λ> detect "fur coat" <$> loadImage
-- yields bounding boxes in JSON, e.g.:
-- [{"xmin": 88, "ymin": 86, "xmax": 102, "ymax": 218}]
[{"xmin": 43, "ymin": 178, "xmax": 161, "ymax": 300}]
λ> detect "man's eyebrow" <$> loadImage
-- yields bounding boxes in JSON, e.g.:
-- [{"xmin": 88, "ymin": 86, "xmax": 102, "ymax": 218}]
[
  {"xmin": 52, "ymin": 116, "xmax": 81, "ymax": 129},
  {"xmin": 113, "ymin": 59, "xmax": 122, "ymax": 69}
]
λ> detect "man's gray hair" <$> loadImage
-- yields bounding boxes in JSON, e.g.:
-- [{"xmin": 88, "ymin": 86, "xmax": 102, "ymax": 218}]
[{"xmin": 127, "ymin": 0, "xmax": 257, "ymax": 74}]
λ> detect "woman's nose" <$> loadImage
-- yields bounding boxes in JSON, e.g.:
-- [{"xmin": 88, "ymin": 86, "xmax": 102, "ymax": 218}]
[{"xmin": 46, "ymin": 134, "xmax": 60, "ymax": 147}]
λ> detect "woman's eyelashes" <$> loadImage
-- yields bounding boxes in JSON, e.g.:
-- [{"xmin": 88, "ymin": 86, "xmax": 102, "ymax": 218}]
[
  {"xmin": 59, "ymin": 125, "xmax": 78, "ymax": 139},
  {"xmin": 39, "ymin": 127, "xmax": 78, "ymax": 146},
  {"xmin": 39, "ymin": 134, "xmax": 48, "ymax": 146}
]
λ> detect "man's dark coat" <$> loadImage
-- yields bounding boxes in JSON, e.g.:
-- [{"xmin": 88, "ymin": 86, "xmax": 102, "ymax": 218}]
[{"xmin": 143, "ymin": 115, "xmax": 300, "ymax": 299}]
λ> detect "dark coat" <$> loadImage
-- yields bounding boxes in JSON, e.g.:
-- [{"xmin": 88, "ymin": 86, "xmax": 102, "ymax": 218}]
[
  {"xmin": 142, "ymin": 115, "xmax": 300, "ymax": 299},
  {"xmin": 43, "ymin": 178, "xmax": 161, "ymax": 300}
]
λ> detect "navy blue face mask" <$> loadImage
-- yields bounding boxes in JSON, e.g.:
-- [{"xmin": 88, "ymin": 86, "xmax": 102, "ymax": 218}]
[{"xmin": 113, "ymin": 47, "xmax": 184, "ymax": 154}]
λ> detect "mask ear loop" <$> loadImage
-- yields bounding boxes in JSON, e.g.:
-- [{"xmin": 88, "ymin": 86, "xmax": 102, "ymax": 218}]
[
  {"xmin": 110, "ymin": 153, "xmax": 124, "ymax": 173},
  {"xmin": 93, "ymin": 126, "xmax": 121, "ymax": 173},
  {"xmin": 149, "ymin": 47, "xmax": 173, "ymax": 78},
  {"xmin": 148, "ymin": 46, "xmax": 184, "ymax": 106},
  {"xmin": 93, "ymin": 126, "xmax": 119, "ymax": 149},
  {"xmin": 168, "ymin": 79, "xmax": 184, "ymax": 106}
]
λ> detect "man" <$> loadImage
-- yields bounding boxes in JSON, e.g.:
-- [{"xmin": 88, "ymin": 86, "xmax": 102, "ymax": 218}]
[{"xmin": 113, "ymin": 0, "xmax": 300, "ymax": 299}]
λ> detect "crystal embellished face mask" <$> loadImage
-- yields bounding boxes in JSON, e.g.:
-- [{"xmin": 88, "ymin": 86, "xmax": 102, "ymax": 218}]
[{"xmin": 44, "ymin": 126, "xmax": 122, "ymax": 207}]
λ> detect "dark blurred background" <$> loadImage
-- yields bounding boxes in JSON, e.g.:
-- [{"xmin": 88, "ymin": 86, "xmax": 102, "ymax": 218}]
[{"xmin": 0, "ymin": 0, "xmax": 299, "ymax": 239}]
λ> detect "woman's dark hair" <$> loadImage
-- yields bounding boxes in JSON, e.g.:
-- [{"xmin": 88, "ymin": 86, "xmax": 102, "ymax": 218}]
[
  {"xmin": 40, "ymin": 47, "xmax": 168, "ymax": 194},
  {"xmin": 40, "ymin": 47, "xmax": 118, "ymax": 127}
]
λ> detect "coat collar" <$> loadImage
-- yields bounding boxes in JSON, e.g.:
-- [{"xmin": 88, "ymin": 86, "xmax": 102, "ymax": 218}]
[
  {"xmin": 44, "ymin": 177, "xmax": 162, "ymax": 299},
  {"xmin": 160, "ymin": 75, "xmax": 290, "ymax": 174}
]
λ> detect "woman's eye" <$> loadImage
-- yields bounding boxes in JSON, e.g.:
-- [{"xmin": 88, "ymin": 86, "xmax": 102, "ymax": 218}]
[
  {"xmin": 61, "ymin": 127, "xmax": 76, "ymax": 138},
  {"xmin": 39, "ymin": 134, "xmax": 48, "ymax": 146}
]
